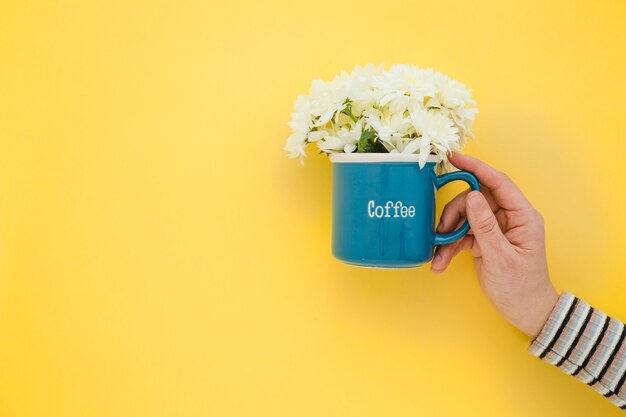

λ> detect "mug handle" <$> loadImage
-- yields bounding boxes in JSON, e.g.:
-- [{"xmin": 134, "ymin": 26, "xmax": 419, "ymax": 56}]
[{"xmin": 433, "ymin": 170, "xmax": 481, "ymax": 246}]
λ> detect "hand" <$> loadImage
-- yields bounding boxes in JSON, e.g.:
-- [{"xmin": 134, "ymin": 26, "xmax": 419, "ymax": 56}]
[{"xmin": 430, "ymin": 152, "xmax": 559, "ymax": 338}]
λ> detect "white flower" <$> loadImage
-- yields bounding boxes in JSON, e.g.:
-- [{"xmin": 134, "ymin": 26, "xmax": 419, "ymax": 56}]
[
  {"xmin": 376, "ymin": 65, "xmax": 440, "ymax": 114},
  {"xmin": 344, "ymin": 64, "xmax": 386, "ymax": 110},
  {"xmin": 407, "ymin": 104, "xmax": 459, "ymax": 168},
  {"xmin": 283, "ymin": 95, "xmax": 314, "ymax": 165},
  {"xmin": 454, "ymin": 106, "xmax": 479, "ymax": 142},
  {"xmin": 364, "ymin": 108, "xmax": 413, "ymax": 146},
  {"xmin": 316, "ymin": 120, "xmax": 363, "ymax": 154},
  {"xmin": 437, "ymin": 77, "xmax": 474, "ymax": 109},
  {"xmin": 283, "ymin": 134, "xmax": 307, "ymax": 165},
  {"xmin": 308, "ymin": 78, "xmax": 347, "ymax": 127},
  {"xmin": 284, "ymin": 63, "xmax": 478, "ymax": 172}
]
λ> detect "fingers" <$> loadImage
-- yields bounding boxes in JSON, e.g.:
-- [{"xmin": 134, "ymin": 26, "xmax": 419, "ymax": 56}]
[
  {"xmin": 430, "ymin": 185, "xmax": 511, "ymax": 274},
  {"xmin": 448, "ymin": 152, "xmax": 532, "ymax": 212},
  {"xmin": 436, "ymin": 188, "xmax": 499, "ymax": 235},
  {"xmin": 465, "ymin": 191, "xmax": 511, "ymax": 260},
  {"xmin": 437, "ymin": 189, "xmax": 469, "ymax": 234},
  {"xmin": 430, "ymin": 233, "xmax": 474, "ymax": 273}
]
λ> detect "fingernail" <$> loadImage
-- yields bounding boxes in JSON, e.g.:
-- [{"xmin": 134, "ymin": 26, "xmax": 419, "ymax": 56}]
[{"xmin": 433, "ymin": 252, "xmax": 442, "ymax": 262}]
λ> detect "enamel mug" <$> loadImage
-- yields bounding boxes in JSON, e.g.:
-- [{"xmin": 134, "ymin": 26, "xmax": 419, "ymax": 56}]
[{"xmin": 329, "ymin": 153, "xmax": 480, "ymax": 269}]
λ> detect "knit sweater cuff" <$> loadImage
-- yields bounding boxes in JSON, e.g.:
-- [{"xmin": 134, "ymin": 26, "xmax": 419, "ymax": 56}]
[{"xmin": 528, "ymin": 291, "xmax": 626, "ymax": 411}]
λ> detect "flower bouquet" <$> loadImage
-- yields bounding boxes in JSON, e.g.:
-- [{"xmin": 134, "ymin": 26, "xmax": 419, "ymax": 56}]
[{"xmin": 283, "ymin": 63, "xmax": 478, "ymax": 174}]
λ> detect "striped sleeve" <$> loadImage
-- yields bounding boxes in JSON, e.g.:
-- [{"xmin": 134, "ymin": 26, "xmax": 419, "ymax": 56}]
[{"xmin": 528, "ymin": 291, "xmax": 626, "ymax": 411}]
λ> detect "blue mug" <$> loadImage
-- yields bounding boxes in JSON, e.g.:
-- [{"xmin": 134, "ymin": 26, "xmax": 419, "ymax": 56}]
[{"xmin": 329, "ymin": 153, "xmax": 480, "ymax": 269}]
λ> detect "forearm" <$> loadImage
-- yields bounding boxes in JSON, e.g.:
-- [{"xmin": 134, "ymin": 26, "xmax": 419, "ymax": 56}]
[{"xmin": 528, "ymin": 291, "xmax": 626, "ymax": 411}]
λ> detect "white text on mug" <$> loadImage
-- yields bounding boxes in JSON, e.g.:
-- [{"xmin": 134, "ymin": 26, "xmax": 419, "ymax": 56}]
[{"xmin": 367, "ymin": 200, "xmax": 416, "ymax": 218}]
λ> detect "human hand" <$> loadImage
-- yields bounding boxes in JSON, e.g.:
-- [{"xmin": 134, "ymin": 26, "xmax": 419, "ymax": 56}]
[{"xmin": 430, "ymin": 152, "xmax": 559, "ymax": 338}]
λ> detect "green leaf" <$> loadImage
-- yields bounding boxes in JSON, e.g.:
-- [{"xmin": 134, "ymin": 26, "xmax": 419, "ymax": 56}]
[
  {"xmin": 372, "ymin": 140, "xmax": 389, "ymax": 153},
  {"xmin": 357, "ymin": 129, "xmax": 376, "ymax": 152},
  {"xmin": 341, "ymin": 102, "xmax": 358, "ymax": 123}
]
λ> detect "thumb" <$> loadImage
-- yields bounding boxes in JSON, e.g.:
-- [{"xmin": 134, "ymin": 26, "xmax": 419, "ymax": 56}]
[{"xmin": 465, "ymin": 191, "xmax": 509, "ymax": 255}]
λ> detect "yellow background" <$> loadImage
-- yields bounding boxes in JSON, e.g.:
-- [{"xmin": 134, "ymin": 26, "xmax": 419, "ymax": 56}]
[{"xmin": 1, "ymin": 1, "xmax": 625, "ymax": 416}]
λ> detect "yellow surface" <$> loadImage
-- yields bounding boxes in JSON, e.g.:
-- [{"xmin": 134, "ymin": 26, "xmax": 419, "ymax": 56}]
[{"xmin": 1, "ymin": 1, "xmax": 625, "ymax": 416}]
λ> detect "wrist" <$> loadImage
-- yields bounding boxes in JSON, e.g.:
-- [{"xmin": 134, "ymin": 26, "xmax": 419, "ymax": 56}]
[{"xmin": 519, "ymin": 284, "xmax": 559, "ymax": 338}]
